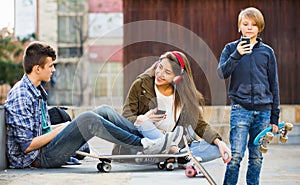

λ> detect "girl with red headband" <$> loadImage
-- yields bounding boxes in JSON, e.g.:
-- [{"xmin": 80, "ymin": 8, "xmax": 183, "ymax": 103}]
[{"xmin": 115, "ymin": 51, "xmax": 231, "ymax": 165}]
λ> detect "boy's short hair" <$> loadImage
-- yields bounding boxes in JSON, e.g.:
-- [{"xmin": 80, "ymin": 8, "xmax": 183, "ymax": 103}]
[
  {"xmin": 238, "ymin": 7, "xmax": 265, "ymax": 33},
  {"xmin": 23, "ymin": 41, "xmax": 56, "ymax": 74}
]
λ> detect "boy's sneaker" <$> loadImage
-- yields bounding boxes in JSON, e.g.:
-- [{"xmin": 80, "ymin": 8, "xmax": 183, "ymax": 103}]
[
  {"xmin": 141, "ymin": 132, "xmax": 174, "ymax": 154},
  {"xmin": 65, "ymin": 157, "xmax": 81, "ymax": 165}
]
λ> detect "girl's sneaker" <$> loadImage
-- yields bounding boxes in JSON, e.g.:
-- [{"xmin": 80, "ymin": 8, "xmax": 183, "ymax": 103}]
[{"xmin": 141, "ymin": 132, "xmax": 174, "ymax": 154}]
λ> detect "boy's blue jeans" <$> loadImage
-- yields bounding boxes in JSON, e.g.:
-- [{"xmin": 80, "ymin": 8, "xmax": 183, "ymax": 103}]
[
  {"xmin": 37, "ymin": 105, "xmax": 144, "ymax": 168},
  {"xmin": 223, "ymin": 104, "xmax": 271, "ymax": 185}
]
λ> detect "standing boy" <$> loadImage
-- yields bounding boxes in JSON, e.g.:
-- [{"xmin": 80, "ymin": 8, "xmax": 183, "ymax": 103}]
[{"xmin": 217, "ymin": 7, "xmax": 280, "ymax": 185}]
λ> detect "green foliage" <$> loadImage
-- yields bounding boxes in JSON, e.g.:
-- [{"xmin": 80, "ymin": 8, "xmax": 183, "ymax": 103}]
[
  {"xmin": 0, "ymin": 35, "xmax": 24, "ymax": 86},
  {"xmin": 0, "ymin": 60, "xmax": 23, "ymax": 86},
  {"xmin": 0, "ymin": 36, "xmax": 18, "ymax": 62},
  {"xmin": 16, "ymin": 33, "xmax": 36, "ymax": 44}
]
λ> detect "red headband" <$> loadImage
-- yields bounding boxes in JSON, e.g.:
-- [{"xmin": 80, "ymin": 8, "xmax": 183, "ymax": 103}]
[{"xmin": 171, "ymin": 51, "xmax": 185, "ymax": 74}]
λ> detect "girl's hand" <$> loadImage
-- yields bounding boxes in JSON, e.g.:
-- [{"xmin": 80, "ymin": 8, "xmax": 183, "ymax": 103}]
[
  {"xmin": 135, "ymin": 108, "xmax": 166, "ymax": 125},
  {"xmin": 150, "ymin": 108, "xmax": 167, "ymax": 123},
  {"xmin": 214, "ymin": 138, "xmax": 232, "ymax": 164}
]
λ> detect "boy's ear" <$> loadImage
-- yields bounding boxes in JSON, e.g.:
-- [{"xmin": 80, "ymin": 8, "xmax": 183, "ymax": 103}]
[{"xmin": 32, "ymin": 65, "xmax": 40, "ymax": 74}]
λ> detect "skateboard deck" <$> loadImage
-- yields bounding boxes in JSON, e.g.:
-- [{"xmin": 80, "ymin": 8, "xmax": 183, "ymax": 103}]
[
  {"xmin": 75, "ymin": 150, "xmax": 188, "ymax": 172},
  {"xmin": 254, "ymin": 122, "xmax": 293, "ymax": 153},
  {"xmin": 183, "ymin": 135, "xmax": 217, "ymax": 185}
]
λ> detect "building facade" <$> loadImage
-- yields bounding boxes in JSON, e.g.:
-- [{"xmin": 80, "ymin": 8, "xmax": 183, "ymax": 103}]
[{"xmin": 34, "ymin": 0, "xmax": 124, "ymax": 107}]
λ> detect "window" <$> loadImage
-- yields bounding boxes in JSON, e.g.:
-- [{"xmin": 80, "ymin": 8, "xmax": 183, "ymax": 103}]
[
  {"xmin": 58, "ymin": 16, "xmax": 82, "ymax": 43},
  {"xmin": 57, "ymin": 15, "xmax": 83, "ymax": 58},
  {"xmin": 58, "ymin": 0, "xmax": 85, "ymax": 12},
  {"xmin": 58, "ymin": 47, "xmax": 82, "ymax": 58},
  {"xmin": 90, "ymin": 62, "xmax": 123, "ymax": 98}
]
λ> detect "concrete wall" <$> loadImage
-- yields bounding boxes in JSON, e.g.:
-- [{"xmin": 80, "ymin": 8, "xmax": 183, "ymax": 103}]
[
  {"xmin": 66, "ymin": 105, "xmax": 300, "ymax": 145},
  {"xmin": 202, "ymin": 105, "xmax": 300, "ymax": 145},
  {"xmin": 0, "ymin": 106, "xmax": 7, "ymax": 170},
  {"xmin": 0, "ymin": 104, "xmax": 298, "ymax": 171}
]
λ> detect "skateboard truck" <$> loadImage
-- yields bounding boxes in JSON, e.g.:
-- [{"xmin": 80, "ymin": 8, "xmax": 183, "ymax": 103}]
[
  {"xmin": 254, "ymin": 122, "xmax": 293, "ymax": 153},
  {"xmin": 260, "ymin": 132, "xmax": 274, "ymax": 153},
  {"xmin": 279, "ymin": 122, "xmax": 293, "ymax": 143}
]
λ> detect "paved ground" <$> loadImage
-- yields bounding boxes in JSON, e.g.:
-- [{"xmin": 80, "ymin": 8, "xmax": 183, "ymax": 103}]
[{"xmin": 0, "ymin": 137, "xmax": 300, "ymax": 185}]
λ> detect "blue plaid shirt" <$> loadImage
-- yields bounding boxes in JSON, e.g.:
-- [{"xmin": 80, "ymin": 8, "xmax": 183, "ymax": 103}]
[{"xmin": 5, "ymin": 74, "xmax": 51, "ymax": 168}]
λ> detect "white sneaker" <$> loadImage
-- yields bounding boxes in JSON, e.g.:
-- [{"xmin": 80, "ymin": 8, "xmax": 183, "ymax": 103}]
[
  {"xmin": 141, "ymin": 132, "xmax": 174, "ymax": 154},
  {"xmin": 171, "ymin": 126, "xmax": 184, "ymax": 147}
]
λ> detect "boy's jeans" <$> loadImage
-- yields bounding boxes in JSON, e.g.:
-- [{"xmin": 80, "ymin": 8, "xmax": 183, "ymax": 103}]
[
  {"xmin": 37, "ymin": 105, "xmax": 143, "ymax": 168},
  {"xmin": 223, "ymin": 104, "xmax": 271, "ymax": 185}
]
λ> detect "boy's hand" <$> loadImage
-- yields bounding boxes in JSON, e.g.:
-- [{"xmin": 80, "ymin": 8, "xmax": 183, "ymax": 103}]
[
  {"xmin": 270, "ymin": 123, "xmax": 279, "ymax": 133},
  {"xmin": 237, "ymin": 41, "xmax": 252, "ymax": 55}
]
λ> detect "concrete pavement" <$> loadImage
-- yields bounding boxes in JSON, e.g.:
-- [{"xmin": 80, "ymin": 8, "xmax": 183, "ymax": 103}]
[{"xmin": 0, "ymin": 137, "xmax": 300, "ymax": 185}]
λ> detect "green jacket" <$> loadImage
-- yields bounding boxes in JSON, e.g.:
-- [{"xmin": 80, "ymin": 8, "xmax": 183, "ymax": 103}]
[{"xmin": 122, "ymin": 73, "xmax": 222, "ymax": 145}]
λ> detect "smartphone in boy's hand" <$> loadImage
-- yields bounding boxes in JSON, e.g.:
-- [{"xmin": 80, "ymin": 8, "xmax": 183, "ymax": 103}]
[
  {"xmin": 241, "ymin": 36, "xmax": 251, "ymax": 53},
  {"xmin": 241, "ymin": 36, "xmax": 250, "ymax": 46}
]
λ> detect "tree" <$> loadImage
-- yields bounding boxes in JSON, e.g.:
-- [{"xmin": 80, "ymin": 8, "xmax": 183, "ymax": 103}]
[
  {"xmin": 0, "ymin": 36, "xmax": 22, "ymax": 62},
  {"xmin": 0, "ymin": 31, "xmax": 24, "ymax": 104},
  {"xmin": 0, "ymin": 32, "xmax": 24, "ymax": 86}
]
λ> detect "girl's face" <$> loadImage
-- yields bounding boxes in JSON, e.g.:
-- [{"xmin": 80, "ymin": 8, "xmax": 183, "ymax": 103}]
[
  {"xmin": 155, "ymin": 58, "xmax": 175, "ymax": 86},
  {"xmin": 239, "ymin": 16, "xmax": 259, "ymax": 40}
]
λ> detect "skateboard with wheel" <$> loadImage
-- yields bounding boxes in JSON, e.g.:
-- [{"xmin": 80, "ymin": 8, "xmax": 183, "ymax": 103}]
[
  {"xmin": 75, "ymin": 150, "xmax": 188, "ymax": 172},
  {"xmin": 254, "ymin": 122, "xmax": 293, "ymax": 153},
  {"xmin": 183, "ymin": 135, "xmax": 217, "ymax": 185}
]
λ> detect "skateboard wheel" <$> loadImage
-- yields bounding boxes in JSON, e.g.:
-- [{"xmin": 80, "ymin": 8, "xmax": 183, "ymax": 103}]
[
  {"xmin": 97, "ymin": 163, "xmax": 103, "ymax": 172},
  {"xmin": 266, "ymin": 132, "xmax": 274, "ymax": 141},
  {"xmin": 280, "ymin": 135, "xmax": 288, "ymax": 143},
  {"xmin": 97, "ymin": 162, "xmax": 111, "ymax": 173},
  {"xmin": 165, "ymin": 163, "xmax": 175, "ymax": 171},
  {"xmin": 157, "ymin": 162, "xmax": 166, "ymax": 170},
  {"xmin": 260, "ymin": 145, "xmax": 268, "ymax": 153},
  {"xmin": 285, "ymin": 122, "xmax": 293, "ymax": 131},
  {"xmin": 185, "ymin": 166, "xmax": 197, "ymax": 177}
]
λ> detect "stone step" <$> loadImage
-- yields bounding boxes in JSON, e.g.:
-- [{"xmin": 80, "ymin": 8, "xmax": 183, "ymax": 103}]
[
  {"xmin": 212, "ymin": 123, "xmax": 300, "ymax": 145},
  {"xmin": 0, "ymin": 106, "xmax": 7, "ymax": 170}
]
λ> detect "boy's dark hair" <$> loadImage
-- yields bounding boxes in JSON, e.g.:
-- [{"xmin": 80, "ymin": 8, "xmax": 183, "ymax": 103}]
[{"xmin": 23, "ymin": 41, "xmax": 56, "ymax": 74}]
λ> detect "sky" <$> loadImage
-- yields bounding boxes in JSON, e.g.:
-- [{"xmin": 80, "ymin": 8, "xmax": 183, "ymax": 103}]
[{"xmin": 0, "ymin": 0, "xmax": 14, "ymax": 28}]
